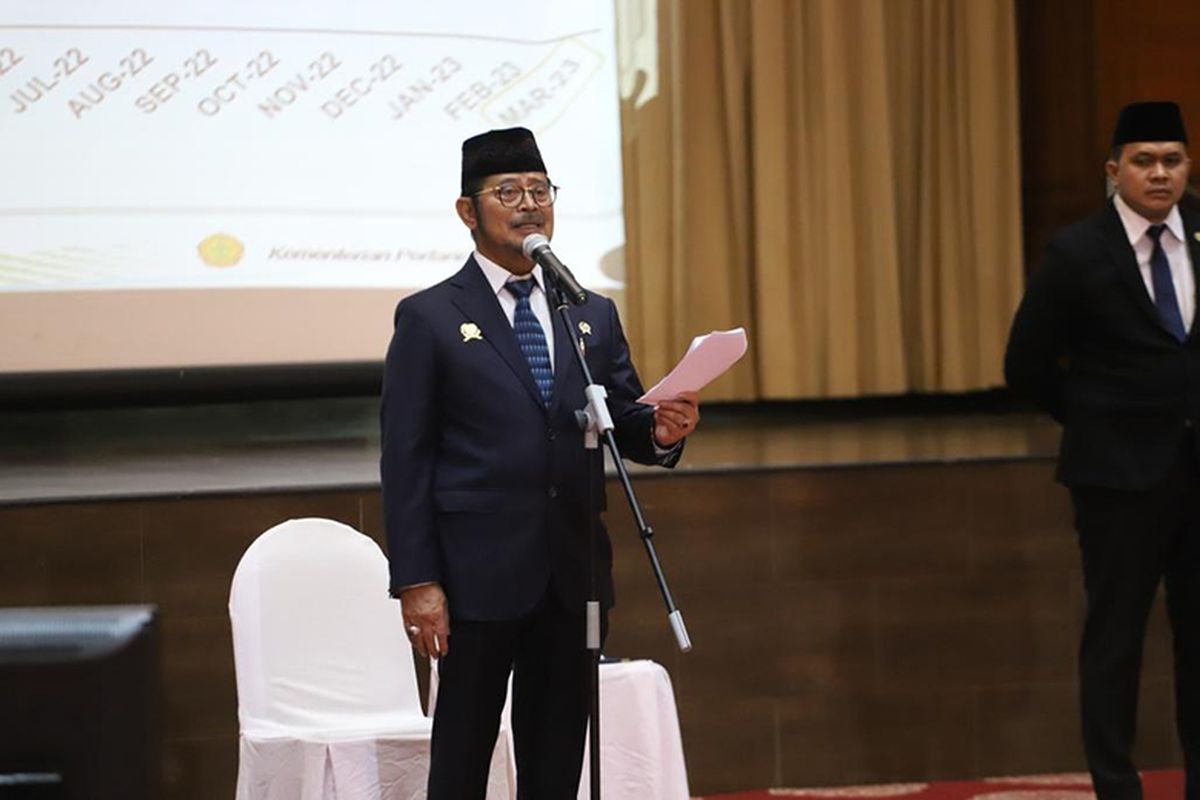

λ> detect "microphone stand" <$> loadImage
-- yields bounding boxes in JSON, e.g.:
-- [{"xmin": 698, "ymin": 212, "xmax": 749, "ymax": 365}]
[{"xmin": 544, "ymin": 271, "xmax": 692, "ymax": 800}]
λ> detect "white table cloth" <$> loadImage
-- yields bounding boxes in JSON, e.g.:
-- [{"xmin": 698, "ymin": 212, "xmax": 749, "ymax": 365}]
[
  {"xmin": 577, "ymin": 659, "xmax": 691, "ymax": 800},
  {"xmin": 429, "ymin": 654, "xmax": 689, "ymax": 798}
]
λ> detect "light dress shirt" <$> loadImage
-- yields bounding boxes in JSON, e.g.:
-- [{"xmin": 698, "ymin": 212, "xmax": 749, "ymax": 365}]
[
  {"xmin": 1113, "ymin": 193, "xmax": 1195, "ymax": 333},
  {"xmin": 474, "ymin": 250, "xmax": 555, "ymax": 369}
]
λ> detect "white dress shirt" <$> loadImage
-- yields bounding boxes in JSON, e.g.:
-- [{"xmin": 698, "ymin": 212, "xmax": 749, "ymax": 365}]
[
  {"xmin": 474, "ymin": 250, "xmax": 555, "ymax": 369},
  {"xmin": 1113, "ymin": 193, "xmax": 1196, "ymax": 333}
]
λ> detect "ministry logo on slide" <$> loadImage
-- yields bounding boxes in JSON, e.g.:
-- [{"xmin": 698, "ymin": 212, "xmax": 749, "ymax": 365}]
[{"xmin": 198, "ymin": 233, "xmax": 245, "ymax": 268}]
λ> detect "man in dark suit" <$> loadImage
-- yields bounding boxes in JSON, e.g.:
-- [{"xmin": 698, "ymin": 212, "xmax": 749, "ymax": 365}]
[
  {"xmin": 380, "ymin": 127, "xmax": 700, "ymax": 799},
  {"xmin": 1006, "ymin": 101, "xmax": 1200, "ymax": 800}
]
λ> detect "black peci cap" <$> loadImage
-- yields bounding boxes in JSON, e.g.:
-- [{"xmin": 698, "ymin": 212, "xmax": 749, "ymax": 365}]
[
  {"xmin": 1112, "ymin": 101, "xmax": 1188, "ymax": 147},
  {"xmin": 460, "ymin": 127, "xmax": 547, "ymax": 196}
]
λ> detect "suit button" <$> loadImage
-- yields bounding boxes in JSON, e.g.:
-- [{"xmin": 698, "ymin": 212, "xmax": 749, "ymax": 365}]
[
  {"xmin": 547, "ymin": 428, "xmax": 556, "ymax": 441},
  {"xmin": 548, "ymin": 487, "xmax": 558, "ymax": 499},
  {"xmin": 1187, "ymin": 419, "xmax": 1195, "ymax": 429}
]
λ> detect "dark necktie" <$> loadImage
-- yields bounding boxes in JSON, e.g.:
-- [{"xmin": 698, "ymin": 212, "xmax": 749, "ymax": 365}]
[
  {"xmin": 505, "ymin": 278, "xmax": 554, "ymax": 407},
  {"xmin": 1148, "ymin": 224, "xmax": 1188, "ymax": 342}
]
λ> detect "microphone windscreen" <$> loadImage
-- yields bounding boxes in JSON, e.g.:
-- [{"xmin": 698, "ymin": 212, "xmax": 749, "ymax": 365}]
[{"xmin": 522, "ymin": 233, "xmax": 550, "ymax": 259}]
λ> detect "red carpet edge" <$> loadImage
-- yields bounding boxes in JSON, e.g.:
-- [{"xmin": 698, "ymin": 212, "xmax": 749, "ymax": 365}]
[{"xmin": 696, "ymin": 769, "xmax": 1183, "ymax": 800}]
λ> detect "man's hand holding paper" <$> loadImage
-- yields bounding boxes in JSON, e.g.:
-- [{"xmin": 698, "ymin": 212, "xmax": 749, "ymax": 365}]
[{"xmin": 652, "ymin": 390, "xmax": 700, "ymax": 447}]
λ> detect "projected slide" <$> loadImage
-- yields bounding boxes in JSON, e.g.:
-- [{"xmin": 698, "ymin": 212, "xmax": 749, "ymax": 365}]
[{"xmin": 0, "ymin": 2, "xmax": 627, "ymax": 373}]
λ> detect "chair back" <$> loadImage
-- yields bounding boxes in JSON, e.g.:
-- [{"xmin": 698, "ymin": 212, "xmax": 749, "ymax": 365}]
[{"xmin": 230, "ymin": 517, "xmax": 426, "ymax": 740}]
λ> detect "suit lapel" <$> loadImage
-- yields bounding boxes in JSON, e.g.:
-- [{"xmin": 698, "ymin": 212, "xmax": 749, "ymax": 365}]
[
  {"xmin": 449, "ymin": 257, "xmax": 546, "ymax": 411},
  {"xmin": 549, "ymin": 298, "xmax": 578, "ymax": 412},
  {"xmin": 1103, "ymin": 202, "xmax": 1167, "ymax": 335},
  {"xmin": 1181, "ymin": 204, "xmax": 1200, "ymax": 344}
]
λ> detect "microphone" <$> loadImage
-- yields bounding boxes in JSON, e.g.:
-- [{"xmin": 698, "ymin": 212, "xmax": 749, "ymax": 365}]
[{"xmin": 522, "ymin": 233, "xmax": 587, "ymax": 305}]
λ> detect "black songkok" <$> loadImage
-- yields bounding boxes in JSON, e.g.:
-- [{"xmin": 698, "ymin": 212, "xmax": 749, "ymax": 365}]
[
  {"xmin": 1112, "ymin": 101, "xmax": 1189, "ymax": 146},
  {"xmin": 460, "ymin": 127, "xmax": 547, "ymax": 196}
]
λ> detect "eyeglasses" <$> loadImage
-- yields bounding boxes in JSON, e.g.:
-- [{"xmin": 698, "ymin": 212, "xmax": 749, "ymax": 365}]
[{"xmin": 473, "ymin": 182, "xmax": 559, "ymax": 208}]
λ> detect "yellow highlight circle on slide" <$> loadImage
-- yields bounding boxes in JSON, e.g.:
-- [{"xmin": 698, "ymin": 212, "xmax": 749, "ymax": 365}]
[{"xmin": 198, "ymin": 233, "xmax": 245, "ymax": 268}]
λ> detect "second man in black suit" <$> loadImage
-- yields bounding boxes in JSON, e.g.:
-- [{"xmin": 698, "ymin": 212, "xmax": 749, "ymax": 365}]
[{"xmin": 1006, "ymin": 101, "xmax": 1200, "ymax": 800}]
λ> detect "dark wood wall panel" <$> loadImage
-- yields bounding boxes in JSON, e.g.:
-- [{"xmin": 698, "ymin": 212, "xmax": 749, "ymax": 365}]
[
  {"xmin": 0, "ymin": 461, "xmax": 1181, "ymax": 797},
  {"xmin": 1016, "ymin": 0, "xmax": 1102, "ymax": 270},
  {"xmin": 1094, "ymin": 0, "xmax": 1200, "ymax": 157},
  {"xmin": 603, "ymin": 462, "xmax": 1175, "ymax": 793},
  {"xmin": 0, "ymin": 501, "xmax": 143, "ymax": 607}
]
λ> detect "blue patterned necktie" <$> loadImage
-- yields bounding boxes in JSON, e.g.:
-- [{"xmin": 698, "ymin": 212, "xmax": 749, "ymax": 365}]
[
  {"xmin": 505, "ymin": 278, "xmax": 554, "ymax": 407},
  {"xmin": 1148, "ymin": 224, "xmax": 1188, "ymax": 342}
]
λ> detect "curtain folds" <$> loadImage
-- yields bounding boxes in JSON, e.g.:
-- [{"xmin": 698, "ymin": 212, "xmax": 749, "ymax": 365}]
[{"xmin": 617, "ymin": 0, "xmax": 1024, "ymax": 400}]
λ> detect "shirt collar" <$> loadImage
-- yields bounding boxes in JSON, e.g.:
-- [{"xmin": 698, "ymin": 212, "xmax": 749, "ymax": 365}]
[
  {"xmin": 473, "ymin": 250, "xmax": 545, "ymax": 297},
  {"xmin": 1113, "ymin": 192, "xmax": 1184, "ymax": 246}
]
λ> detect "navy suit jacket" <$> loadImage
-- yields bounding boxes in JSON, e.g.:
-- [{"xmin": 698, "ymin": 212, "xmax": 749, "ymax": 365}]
[
  {"xmin": 380, "ymin": 256, "xmax": 677, "ymax": 621},
  {"xmin": 1005, "ymin": 200, "xmax": 1200, "ymax": 489}
]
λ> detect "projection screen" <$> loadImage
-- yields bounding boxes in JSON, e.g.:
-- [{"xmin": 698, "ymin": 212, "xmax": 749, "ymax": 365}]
[{"xmin": 0, "ymin": 1, "xmax": 627, "ymax": 378}]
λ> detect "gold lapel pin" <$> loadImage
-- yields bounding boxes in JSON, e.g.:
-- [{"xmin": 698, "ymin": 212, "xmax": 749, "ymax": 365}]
[
  {"xmin": 460, "ymin": 322, "xmax": 483, "ymax": 342},
  {"xmin": 578, "ymin": 321, "xmax": 592, "ymax": 336},
  {"xmin": 1193, "ymin": 231, "xmax": 1200, "ymax": 242}
]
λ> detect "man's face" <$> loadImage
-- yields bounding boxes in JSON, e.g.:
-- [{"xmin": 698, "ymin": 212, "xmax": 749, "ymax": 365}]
[
  {"xmin": 1107, "ymin": 141, "xmax": 1191, "ymax": 222},
  {"xmin": 455, "ymin": 171, "xmax": 555, "ymax": 275}
]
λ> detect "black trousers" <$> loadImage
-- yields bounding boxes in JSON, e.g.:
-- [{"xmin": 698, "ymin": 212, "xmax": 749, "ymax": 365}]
[
  {"xmin": 426, "ymin": 589, "xmax": 607, "ymax": 800},
  {"xmin": 1071, "ymin": 441, "xmax": 1200, "ymax": 800}
]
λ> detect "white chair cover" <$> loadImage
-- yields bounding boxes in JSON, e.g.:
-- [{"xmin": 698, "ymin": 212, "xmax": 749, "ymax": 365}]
[{"xmin": 230, "ymin": 517, "xmax": 514, "ymax": 799}]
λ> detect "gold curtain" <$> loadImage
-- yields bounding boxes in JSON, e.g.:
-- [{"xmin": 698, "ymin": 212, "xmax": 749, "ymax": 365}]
[{"xmin": 616, "ymin": 0, "xmax": 1024, "ymax": 400}]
